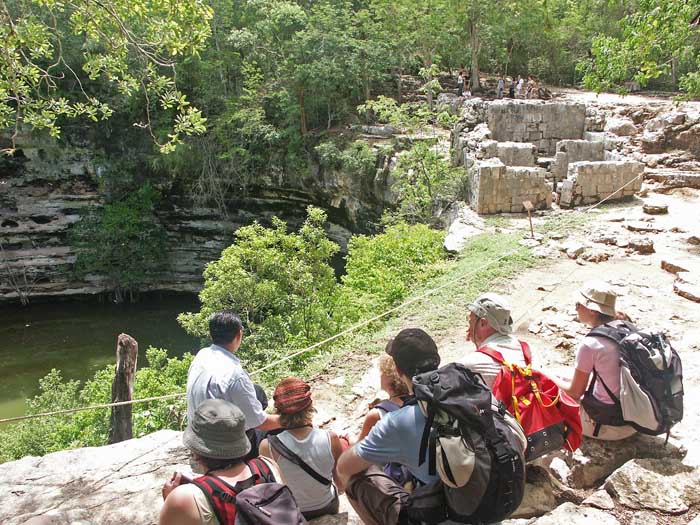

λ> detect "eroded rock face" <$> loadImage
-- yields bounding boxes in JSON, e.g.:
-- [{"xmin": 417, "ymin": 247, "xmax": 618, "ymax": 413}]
[
  {"xmin": 605, "ymin": 458, "xmax": 700, "ymax": 514},
  {"xmin": 531, "ymin": 502, "xmax": 619, "ymax": 525},
  {"xmin": 0, "ymin": 429, "xmax": 186, "ymax": 525},
  {"xmin": 566, "ymin": 434, "xmax": 686, "ymax": 489}
]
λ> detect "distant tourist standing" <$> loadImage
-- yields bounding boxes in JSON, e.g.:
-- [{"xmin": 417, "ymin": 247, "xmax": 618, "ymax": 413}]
[
  {"xmin": 509, "ymin": 78, "xmax": 516, "ymax": 98},
  {"xmin": 186, "ymin": 312, "xmax": 281, "ymax": 446},
  {"xmin": 457, "ymin": 70, "xmax": 465, "ymax": 96},
  {"xmin": 516, "ymin": 75, "xmax": 524, "ymax": 98},
  {"xmin": 497, "ymin": 76, "xmax": 505, "ymax": 98}
]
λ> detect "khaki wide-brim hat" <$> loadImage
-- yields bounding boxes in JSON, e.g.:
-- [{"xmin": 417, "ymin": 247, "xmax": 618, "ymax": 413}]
[
  {"xmin": 183, "ymin": 399, "xmax": 251, "ymax": 459},
  {"xmin": 576, "ymin": 280, "xmax": 617, "ymax": 317}
]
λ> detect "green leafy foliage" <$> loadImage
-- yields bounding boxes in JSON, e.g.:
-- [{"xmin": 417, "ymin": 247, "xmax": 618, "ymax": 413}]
[
  {"xmin": 336, "ymin": 222, "xmax": 447, "ymax": 323},
  {"xmin": 1, "ymin": 0, "xmax": 212, "ymax": 154},
  {"xmin": 0, "ymin": 348, "xmax": 192, "ymax": 463},
  {"xmin": 178, "ymin": 207, "xmax": 340, "ymax": 369},
  {"xmin": 70, "ymin": 185, "xmax": 167, "ymax": 303},
  {"xmin": 580, "ymin": 1, "xmax": 700, "ymax": 96}
]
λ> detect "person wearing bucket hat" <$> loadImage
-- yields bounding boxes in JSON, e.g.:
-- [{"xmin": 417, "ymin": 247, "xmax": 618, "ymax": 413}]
[
  {"xmin": 159, "ymin": 399, "xmax": 287, "ymax": 525},
  {"xmin": 460, "ymin": 292, "xmax": 529, "ymax": 389},
  {"xmin": 552, "ymin": 281, "xmax": 636, "ymax": 441},
  {"xmin": 336, "ymin": 328, "xmax": 443, "ymax": 525},
  {"xmin": 258, "ymin": 378, "xmax": 343, "ymax": 520}
]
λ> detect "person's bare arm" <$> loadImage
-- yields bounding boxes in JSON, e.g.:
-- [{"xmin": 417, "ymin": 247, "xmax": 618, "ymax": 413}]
[
  {"xmin": 256, "ymin": 414, "xmax": 282, "ymax": 431},
  {"xmin": 356, "ymin": 409, "xmax": 381, "ymax": 442},
  {"xmin": 336, "ymin": 445, "xmax": 372, "ymax": 492},
  {"xmin": 159, "ymin": 486, "xmax": 201, "ymax": 525},
  {"xmin": 259, "ymin": 438, "xmax": 271, "ymax": 458},
  {"xmin": 553, "ymin": 369, "xmax": 590, "ymax": 400},
  {"xmin": 327, "ymin": 430, "xmax": 345, "ymax": 488}
]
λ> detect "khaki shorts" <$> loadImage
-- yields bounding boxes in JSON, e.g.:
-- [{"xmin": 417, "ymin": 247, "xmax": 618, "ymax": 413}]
[
  {"xmin": 580, "ymin": 406, "xmax": 636, "ymax": 441},
  {"xmin": 345, "ymin": 466, "xmax": 409, "ymax": 525}
]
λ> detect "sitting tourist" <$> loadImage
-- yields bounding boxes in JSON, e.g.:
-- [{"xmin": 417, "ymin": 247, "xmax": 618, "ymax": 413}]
[
  {"xmin": 159, "ymin": 399, "xmax": 285, "ymax": 525},
  {"xmin": 259, "ymin": 378, "xmax": 343, "ymax": 520},
  {"xmin": 553, "ymin": 281, "xmax": 636, "ymax": 441},
  {"xmin": 460, "ymin": 292, "xmax": 528, "ymax": 389},
  {"xmin": 337, "ymin": 328, "xmax": 442, "ymax": 525},
  {"xmin": 357, "ymin": 353, "xmax": 411, "ymax": 441}
]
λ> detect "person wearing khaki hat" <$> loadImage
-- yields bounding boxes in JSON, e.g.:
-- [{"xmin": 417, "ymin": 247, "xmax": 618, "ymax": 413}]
[
  {"xmin": 553, "ymin": 281, "xmax": 636, "ymax": 441},
  {"xmin": 460, "ymin": 292, "xmax": 528, "ymax": 390},
  {"xmin": 159, "ymin": 399, "xmax": 285, "ymax": 525}
]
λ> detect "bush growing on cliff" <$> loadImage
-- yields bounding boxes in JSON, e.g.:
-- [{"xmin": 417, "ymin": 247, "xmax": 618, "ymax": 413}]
[
  {"xmin": 70, "ymin": 185, "xmax": 167, "ymax": 303},
  {"xmin": 335, "ymin": 222, "xmax": 447, "ymax": 323},
  {"xmin": 178, "ymin": 206, "xmax": 340, "ymax": 370},
  {"xmin": 0, "ymin": 348, "xmax": 191, "ymax": 463}
]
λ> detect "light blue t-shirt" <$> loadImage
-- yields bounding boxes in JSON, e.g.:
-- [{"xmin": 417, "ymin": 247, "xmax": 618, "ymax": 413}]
[
  {"xmin": 186, "ymin": 344, "xmax": 266, "ymax": 430},
  {"xmin": 355, "ymin": 403, "xmax": 439, "ymax": 485}
]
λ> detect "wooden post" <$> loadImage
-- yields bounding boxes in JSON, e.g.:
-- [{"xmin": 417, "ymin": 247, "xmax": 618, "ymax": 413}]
[
  {"xmin": 523, "ymin": 200, "xmax": 535, "ymax": 239},
  {"xmin": 108, "ymin": 333, "xmax": 138, "ymax": 444}
]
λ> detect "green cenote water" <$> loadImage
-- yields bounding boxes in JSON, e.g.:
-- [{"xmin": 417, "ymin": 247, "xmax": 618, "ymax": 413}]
[{"xmin": 0, "ymin": 293, "xmax": 200, "ymax": 421}]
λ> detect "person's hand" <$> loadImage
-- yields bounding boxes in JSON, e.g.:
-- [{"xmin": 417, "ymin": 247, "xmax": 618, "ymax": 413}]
[{"xmin": 162, "ymin": 472, "xmax": 184, "ymax": 501}]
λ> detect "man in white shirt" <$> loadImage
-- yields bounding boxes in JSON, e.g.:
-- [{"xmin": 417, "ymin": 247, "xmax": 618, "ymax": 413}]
[
  {"xmin": 460, "ymin": 293, "xmax": 527, "ymax": 389},
  {"xmin": 186, "ymin": 311, "xmax": 281, "ymax": 432}
]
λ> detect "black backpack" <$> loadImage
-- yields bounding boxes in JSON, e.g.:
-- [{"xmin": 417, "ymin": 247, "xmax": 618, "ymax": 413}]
[
  {"xmin": 584, "ymin": 320, "xmax": 684, "ymax": 437},
  {"xmin": 402, "ymin": 363, "xmax": 526, "ymax": 525}
]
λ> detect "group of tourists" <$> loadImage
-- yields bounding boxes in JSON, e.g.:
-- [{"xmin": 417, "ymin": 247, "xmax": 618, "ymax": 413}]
[
  {"xmin": 159, "ymin": 281, "xmax": 684, "ymax": 524},
  {"xmin": 457, "ymin": 71, "xmax": 540, "ymax": 99}
]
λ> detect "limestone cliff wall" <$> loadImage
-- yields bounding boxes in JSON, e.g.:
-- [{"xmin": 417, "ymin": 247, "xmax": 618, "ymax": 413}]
[{"xmin": 0, "ymin": 133, "xmax": 395, "ymax": 303}]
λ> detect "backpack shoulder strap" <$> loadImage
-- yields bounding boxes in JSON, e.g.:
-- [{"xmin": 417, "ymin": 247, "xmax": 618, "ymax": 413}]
[
  {"xmin": 477, "ymin": 346, "xmax": 505, "ymax": 364},
  {"xmin": 267, "ymin": 434, "xmax": 332, "ymax": 486},
  {"xmin": 519, "ymin": 341, "xmax": 532, "ymax": 366},
  {"xmin": 191, "ymin": 475, "xmax": 238, "ymax": 524},
  {"xmin": 588, "ymin": 320, "xmax": 637, "ymax": 344},
  {"xmin": 248, "ymin": 457, "xmax": 275, "ymax": 483},
  {"xmin": 376, "ymin": 400, "xmax": 401, "ymax": 413}
]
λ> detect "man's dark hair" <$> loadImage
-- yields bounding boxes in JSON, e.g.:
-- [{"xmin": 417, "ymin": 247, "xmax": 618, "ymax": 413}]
[
  {"xmin": 208, "ymin": 311, "xmax": 243, "ymax": 346},
  {"xmin": 193, "ymin": 453, "xmax": 244, "ymax": 472}
]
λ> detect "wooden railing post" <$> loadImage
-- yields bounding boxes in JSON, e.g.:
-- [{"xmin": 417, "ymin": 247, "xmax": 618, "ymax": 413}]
[{"xmin": 108, "ymin": 333, "xmax": 138, "ymax": 444}]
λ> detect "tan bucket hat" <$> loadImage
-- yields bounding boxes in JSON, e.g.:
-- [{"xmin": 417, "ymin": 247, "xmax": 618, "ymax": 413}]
[{"xmin": 576, "ymin": 280, "xmax": 617, "ymax": 317}]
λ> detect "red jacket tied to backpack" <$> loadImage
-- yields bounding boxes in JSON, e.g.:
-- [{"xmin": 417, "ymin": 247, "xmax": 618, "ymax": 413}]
[{"xmin": 478, "ymin": 341, "xmax": 582, "ymax": 461}]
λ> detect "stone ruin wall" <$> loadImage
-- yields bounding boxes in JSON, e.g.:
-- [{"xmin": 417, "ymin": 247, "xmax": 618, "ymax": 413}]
[
  {"xmin": 451, "ymin": 100, "xmax": 647, "ymax": 214},
  {"xmin": 486, "ymin": 102, "xmax": 586, "ymax": 156}
]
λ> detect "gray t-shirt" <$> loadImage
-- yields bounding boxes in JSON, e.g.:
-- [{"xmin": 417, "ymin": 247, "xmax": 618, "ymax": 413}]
[
  {"xmin": 355, "ymin": 403, "xmax": 439, "ymax": 485},
  {"xmin": 186, "ymin": 344, "xmax": 266, "ymax": 429}
]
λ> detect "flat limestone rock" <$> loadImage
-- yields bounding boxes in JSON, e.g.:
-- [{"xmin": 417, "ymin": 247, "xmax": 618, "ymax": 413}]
[
  {"xmin": 642, "ymin": 202, "xmax": 669, "ymax": 215},
  {"xmin": 604, "ymin": 458, "xmax": 700, "ymax": 514},
  {"xmin": 0, "ymin": 430, "xmax": 187, "ymax": 525},
  {"xmin": 566, "ymin": 434, "xmax": 686, "ymax": 489},
  {"xmin": 582, "ymin": 489, "xmax": 615, "ymax": 511},
  {"xmin": 532, "ymin": 502, "xmax": 619, "ymax": 525},
  {"xmin": 674, "ymin": 279, "xmax": 700, "ymax": 303}
]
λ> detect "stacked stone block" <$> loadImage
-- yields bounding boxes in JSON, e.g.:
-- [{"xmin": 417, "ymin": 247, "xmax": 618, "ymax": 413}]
[
  {"xmin": 559, "ymin": 161, "xmax": 644, "ymax": 208},
  {"xmin": 468, "ymin": 159, "xmax": 552, "ymax": 214},
  {"xmin": 486, "ymin": 102, "xmax": 586, "ymax": 155},
  {"xmin": 550, "ymin": 139, "xmax": 605, "ymax": 183}
]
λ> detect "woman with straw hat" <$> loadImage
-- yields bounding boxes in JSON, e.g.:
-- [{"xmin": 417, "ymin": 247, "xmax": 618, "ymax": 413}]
[
  {"xmin": 259, "ymin": 377, "xmax": 343, "ymax": 520},
  {"xmin": 553, "ymin": 281, "xmax": 636, "ymax": 441}
]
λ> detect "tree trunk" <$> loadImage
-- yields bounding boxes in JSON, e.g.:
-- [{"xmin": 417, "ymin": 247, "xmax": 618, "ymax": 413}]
[
  {"xmin": 108, "ymin": 333, "xmax": 138, "ymax": 444},
  {"xmin": 468, "ymin": 20, "xmax": 481, "ymax": 91},
  {"xmin": 671, "ymin": 57, "xmax": 678, "ymax": 90},
  {"xmin": 299, "ymin": 89, "xmax": 307, "ymax": 135},
  {"xmin": 397, "ymin": 69, "xmax": 403, "ymax": 103}
]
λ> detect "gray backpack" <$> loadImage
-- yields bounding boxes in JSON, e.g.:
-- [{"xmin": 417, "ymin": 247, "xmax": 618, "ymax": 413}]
[{"xmin": 584, "ymin": 320, "xmax": 684, "ymax": 438}]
